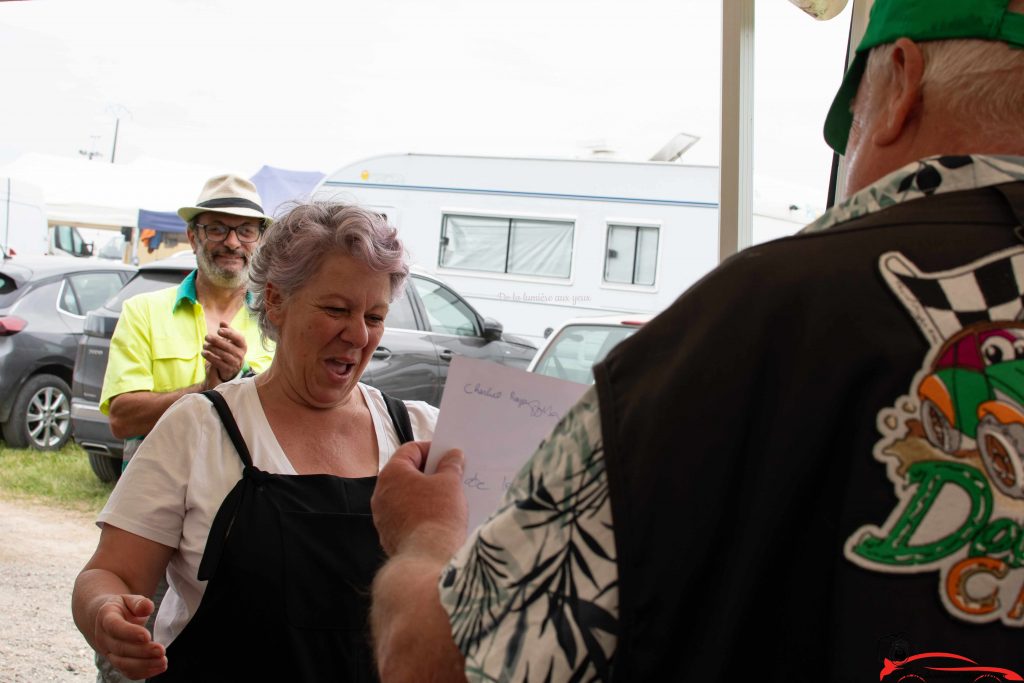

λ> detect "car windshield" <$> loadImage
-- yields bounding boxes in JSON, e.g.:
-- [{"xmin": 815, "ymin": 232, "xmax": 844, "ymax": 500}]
[
  {"xmin": 96, "ymin": 234, "xmax": 126, "ymax": 260},
  {"xmin": 107, "ymin": 269, "xmax": 190, "ymax": 313},
  {"xmin": 533, "ymin": 324, "xmax": 640, "ymax": 384}
]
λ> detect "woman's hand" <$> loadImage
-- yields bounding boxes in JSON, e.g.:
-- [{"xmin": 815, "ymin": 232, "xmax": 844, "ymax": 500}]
[
  {"xmin": 372, "ymin": 441, "xmax": 468, "ymax": 559},
  {"xmin": 73, "ymin": 525, "xmax": 175, "ymax": 679},
  {"xmin": 91, "ymin": 594, "xmax": 167, "ymax": 679}
]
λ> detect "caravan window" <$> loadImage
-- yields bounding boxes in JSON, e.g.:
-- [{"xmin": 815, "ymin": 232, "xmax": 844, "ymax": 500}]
[
  {"xmin": 438, "ymin": 214, "xmax": 573, "ymax": 278},
  {"xmin": 604, "ymin": 224, "xmax": 658, "ymax": 286}
]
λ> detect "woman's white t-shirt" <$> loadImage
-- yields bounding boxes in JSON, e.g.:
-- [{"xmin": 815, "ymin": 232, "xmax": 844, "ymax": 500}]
[{"xmin": 97, "ymin": 379, "xmax": 438, "ymax": 646}]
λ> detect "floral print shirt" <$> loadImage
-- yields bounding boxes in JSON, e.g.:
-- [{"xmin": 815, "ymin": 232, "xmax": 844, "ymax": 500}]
[
  {"xmin": 438, "ymin": 154, "xmax": 1024, "ymax": 683},
  {"xmin": 804, "ymin": 155, "xmax": 1024, "ymax": 233},
  {"xmin": 439, "ymin": 386, "xmax": 615, "ymax": 682}
]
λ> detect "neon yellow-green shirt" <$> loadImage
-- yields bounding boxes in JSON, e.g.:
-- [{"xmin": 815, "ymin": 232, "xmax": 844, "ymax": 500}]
[{"xmin": 99, "ymin": 270, "xmax": 275, "ymax": 416}]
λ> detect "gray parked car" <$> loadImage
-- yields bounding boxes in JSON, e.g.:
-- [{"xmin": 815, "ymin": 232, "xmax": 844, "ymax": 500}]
[
  {"xmin": 72, "ymin": 252, "xmax": 536, "ymax": 481},
  {"xmin": 0, "ymin": 255, "xmax": 135, "ymax": 450}
]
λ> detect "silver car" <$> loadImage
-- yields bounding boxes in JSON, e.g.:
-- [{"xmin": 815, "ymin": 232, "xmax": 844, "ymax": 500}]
[
  {"xmin": 0, "ymin": 255, "xmax": 135, "ymax": 450},
  {"xmin": 528, "ymin": 313, "xmax": 653, "ymax": 384}
]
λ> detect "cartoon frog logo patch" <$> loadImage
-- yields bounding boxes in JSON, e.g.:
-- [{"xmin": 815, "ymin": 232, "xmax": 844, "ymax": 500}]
[{"xmin": 846, "ymin": 247, "xmax": 1024, "ymax": 627}]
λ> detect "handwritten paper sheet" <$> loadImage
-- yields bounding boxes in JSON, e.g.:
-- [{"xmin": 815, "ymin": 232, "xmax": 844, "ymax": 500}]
[{"xmin": 426, "ymin": 355, "xmax": 589, "ymax": 532}]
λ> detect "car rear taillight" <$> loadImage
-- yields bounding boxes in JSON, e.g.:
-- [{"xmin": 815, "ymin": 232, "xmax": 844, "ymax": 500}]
[
  {"xmin": 0, "ymin": 316, "xmax": 26, "ymax": 335},
  {"xmin": 621, "ymin": 320, "xmax": 646, "ymax": 326}
]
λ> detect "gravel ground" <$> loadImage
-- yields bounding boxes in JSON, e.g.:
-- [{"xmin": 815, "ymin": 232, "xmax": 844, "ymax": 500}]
[{"xmin": 0, "ymin": 497, "xmax": 100, "ymax": 682}]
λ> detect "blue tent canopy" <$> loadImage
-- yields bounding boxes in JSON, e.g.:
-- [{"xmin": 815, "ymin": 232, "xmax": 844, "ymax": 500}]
[
  {"xmin": 137, "ymin": 208, "xmax": 186, "ymax": 233},
  {"xmin": 135, "ymin": 165, "xmax": 325, "ymax": 236},
  {"xmin": 250, "ymin": 165, "xmax": 325, "ymax": 220}
]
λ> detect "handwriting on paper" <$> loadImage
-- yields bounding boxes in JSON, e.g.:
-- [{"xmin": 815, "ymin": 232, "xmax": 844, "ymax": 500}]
[
  {"xmin": 427, "ymin": 356, "xmax": 589, "ymax": 532},
  {"xmin": 463, "ymin": 383, "xmax": 562, "ymax": 420}
]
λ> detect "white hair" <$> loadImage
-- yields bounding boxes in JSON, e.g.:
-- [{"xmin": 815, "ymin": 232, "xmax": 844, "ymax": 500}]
[{"xmin": 864, "ymin": 37, "xmax": 1024, "ymax": 139}]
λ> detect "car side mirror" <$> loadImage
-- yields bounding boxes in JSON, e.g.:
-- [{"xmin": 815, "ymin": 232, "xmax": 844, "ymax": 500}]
[
  {"xmin": 543, "ymin": 327, "xmax": 554, "ymax": 339},
  {"xmin": 482, "ymin": 317, "xmax": 503, "ymax": 342}
]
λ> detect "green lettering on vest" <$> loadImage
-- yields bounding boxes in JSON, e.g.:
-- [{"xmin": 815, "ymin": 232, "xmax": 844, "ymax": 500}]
[
  {"xmin": 970, "ymin": 517, "xmax": 1024, "ymax": 569},
  {"xmin": 853, "ymin": 461, "xmax": 991, "ymax": 566}
]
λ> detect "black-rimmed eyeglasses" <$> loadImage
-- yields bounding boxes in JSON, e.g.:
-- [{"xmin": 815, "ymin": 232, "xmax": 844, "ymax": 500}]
[{"xmin": 194, "ymin": 222, "xmax": 264, "ymax": 243}]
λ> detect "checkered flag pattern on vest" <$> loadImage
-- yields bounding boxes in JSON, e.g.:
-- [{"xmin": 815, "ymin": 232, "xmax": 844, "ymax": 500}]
[{"xmin": 880, "ymin": 247, "xmax": 1024, "ymax": 345}]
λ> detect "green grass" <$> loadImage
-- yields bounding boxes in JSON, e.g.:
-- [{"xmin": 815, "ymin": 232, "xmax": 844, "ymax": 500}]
[{"xmin": 0, "ymin": 441, "xmax": 114, "ymax": 513}]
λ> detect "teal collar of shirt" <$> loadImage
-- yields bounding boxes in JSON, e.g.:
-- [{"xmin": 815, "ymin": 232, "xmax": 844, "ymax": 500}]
[
  {"xmin": 174, "ymin": 270, "xmax": 200, "ymax": 308},
  {"xmin": 803, "ymin": 154, "xmax": 1024, "ymax": 234},
  {"xmin": 173, "ymin": 269, "xmax": 253, "ymax": 310}
]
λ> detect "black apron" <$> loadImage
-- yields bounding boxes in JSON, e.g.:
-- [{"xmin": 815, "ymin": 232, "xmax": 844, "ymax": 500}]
[{"xmin": 150, "ymin": 389, "xmax": 414, "ymax": 683}]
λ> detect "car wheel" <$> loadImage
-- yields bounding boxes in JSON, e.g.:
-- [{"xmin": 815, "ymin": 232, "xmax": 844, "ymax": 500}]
[
  {"xmin": 977, "ymin": 416, "xmax": 1024, "ymax": 499},
  {"xmin": 87, "ymin": 450, "xmax": 122, "ymax": 483},
  {"xmin": 1, "ymin": 374, "xmax": 72, "ymax": 450},
  {"xmin": 920, "ymin": 398, "xmax": 961, "ymax": 453}
]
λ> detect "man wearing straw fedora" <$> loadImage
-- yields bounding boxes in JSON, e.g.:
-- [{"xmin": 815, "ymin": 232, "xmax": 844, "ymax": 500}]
[{"xmin": 94, "ymin": 174, "xmax": 274, "ymax": 683}]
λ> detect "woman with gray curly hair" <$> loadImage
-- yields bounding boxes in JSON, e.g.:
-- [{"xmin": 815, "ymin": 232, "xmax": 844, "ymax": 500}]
[{"xmin": 73, "ymin": 202, "xmax": 438, "ymax": 682}]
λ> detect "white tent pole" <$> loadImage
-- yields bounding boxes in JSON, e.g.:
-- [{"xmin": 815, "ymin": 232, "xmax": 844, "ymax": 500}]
[{"xmin": 719, "ymin": 0, "xmax": 755, "ymax": 262}]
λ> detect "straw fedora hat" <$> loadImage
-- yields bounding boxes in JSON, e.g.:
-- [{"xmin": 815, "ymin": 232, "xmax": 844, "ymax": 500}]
[{"xmin": 177, "ymin": 174, "xmax": 272, "ymax": 224}]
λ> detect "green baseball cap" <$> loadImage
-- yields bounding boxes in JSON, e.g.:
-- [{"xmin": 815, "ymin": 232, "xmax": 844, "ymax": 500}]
[{"xmin": 823, "ymin": 0, "xmax": 1024, "ymax": 155}]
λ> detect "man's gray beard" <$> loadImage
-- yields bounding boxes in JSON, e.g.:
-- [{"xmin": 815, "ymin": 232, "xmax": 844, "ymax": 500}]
[{"xmin": 196, "ymin": 244, "xmax": 249, "ymax": 289}]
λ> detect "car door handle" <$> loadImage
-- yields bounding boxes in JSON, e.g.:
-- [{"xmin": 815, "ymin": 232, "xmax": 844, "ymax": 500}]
[
  {"xmin": 439, "ymin": 349, "xmax": 455, "ymax": 362},
  {"xmin": 372, "ymin": 348, "xmax": 392, "ymax": 360}
]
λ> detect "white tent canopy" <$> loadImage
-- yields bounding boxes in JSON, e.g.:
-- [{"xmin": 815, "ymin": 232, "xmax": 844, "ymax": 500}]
[{"xmin": 0, "ymin": 153, "xmax": 250, "ymax": 229}]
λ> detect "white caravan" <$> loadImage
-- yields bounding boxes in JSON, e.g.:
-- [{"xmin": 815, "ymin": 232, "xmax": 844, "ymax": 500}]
[{"xmin": 314, "ymin": 153, "xmax": 810, "ymax": 341}]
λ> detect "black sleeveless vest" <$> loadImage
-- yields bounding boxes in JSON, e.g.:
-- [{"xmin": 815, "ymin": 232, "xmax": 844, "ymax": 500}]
[{"xmin": 595, "ymin": 182, "xmax": 1024, "ymax": 682}]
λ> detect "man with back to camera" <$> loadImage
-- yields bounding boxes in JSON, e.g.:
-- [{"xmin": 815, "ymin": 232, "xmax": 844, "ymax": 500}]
[
  {"xmin": 368, "ymin": 0, "xmax": 1024, "ymax": 680},
  {"xmin": 94, "ymin": 174, "xmax": 274, "ymax": 683}
]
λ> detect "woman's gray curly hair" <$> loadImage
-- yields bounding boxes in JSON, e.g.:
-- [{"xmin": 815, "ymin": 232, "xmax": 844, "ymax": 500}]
[{"xmin": 246, "ymin": 202, "xmax": 409, "ymax": 344}]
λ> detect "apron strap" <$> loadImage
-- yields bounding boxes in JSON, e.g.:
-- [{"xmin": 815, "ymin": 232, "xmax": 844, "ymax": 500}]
[
  {"xmin": 202, "ymin": 389, "xmax": 254, "ymax": 468},
  {"xmin": 381, "ymin": 392, "xmax": 414, "ymax": 444},
  {"xmin": 197, "ymin": 390, "xmax": 255, "ymax": 582},
  {"xmin": 197, "ymin": 479, "xmax": 246, "ymax": 582}
]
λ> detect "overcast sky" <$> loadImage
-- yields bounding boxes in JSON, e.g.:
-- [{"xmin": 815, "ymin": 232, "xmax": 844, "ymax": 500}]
[{"xmin": 0, "ymin": 0, "xmax": 851, "ymax": 204}]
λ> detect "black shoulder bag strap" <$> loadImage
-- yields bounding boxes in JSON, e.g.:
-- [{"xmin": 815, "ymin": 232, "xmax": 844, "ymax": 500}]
[
  {"xmin": 197, "ymin": 389, "xmax": 253, "ymax": 581},
  {"xmin": 381, "ymin": 392, "xmax": 415, "ymax": 444}
]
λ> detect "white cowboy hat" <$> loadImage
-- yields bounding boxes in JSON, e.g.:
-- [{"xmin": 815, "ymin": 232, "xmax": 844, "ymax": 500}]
[{"xmin": 177, "ymin": 174, "xmax": 272, "ymax": 224}]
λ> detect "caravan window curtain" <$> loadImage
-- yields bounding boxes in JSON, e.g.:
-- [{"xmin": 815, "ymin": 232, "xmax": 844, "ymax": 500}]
[
  {"xmin": 439, "ymin": 215, "xmax": 509, "ymax": 273},
  {"xmin": 507, "ymin": 219, "xmax": 573, "ymax": 278},
  {"xmin": 439, "ymin": 213, "xmax": 573, "ymax": 278},
  {"xmin": 604, "ymin": 224, "xmax": 659, "ymax": 286}
]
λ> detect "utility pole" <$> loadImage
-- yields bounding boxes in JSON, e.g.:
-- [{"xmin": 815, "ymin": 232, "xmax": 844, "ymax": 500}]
[
  {"xmin": 111, "ymin": 117, "xmax": 121, "ymax": 163},
  {"xmin": 106, "ymin": 104, "xmax": 131, "ymax": 164}
]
